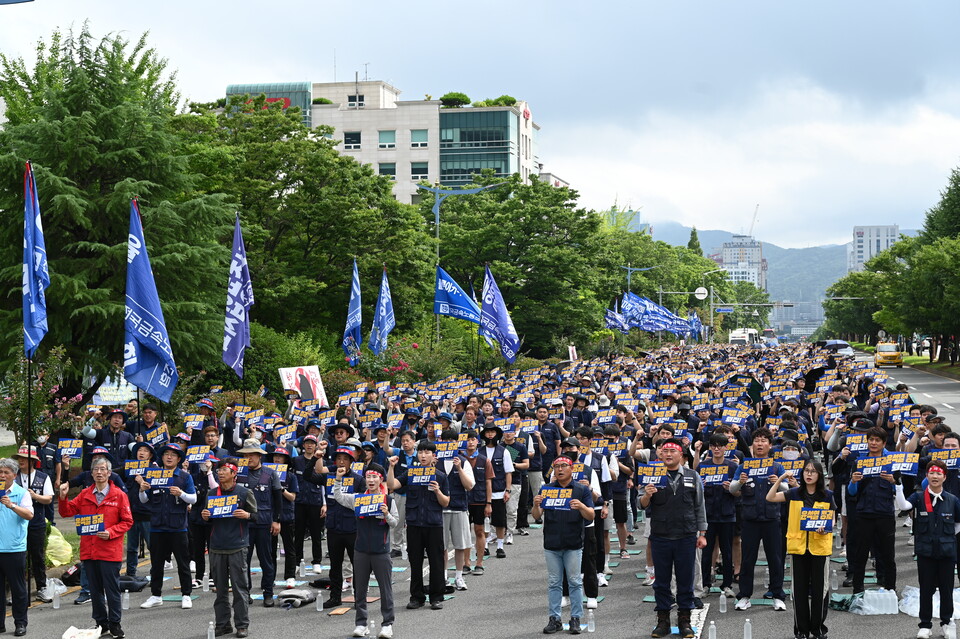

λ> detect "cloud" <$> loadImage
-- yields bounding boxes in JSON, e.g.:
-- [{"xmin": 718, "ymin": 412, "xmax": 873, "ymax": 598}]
[{"xmin": 542, "ymin": 78, "xmax": 960, "ymax": 247}]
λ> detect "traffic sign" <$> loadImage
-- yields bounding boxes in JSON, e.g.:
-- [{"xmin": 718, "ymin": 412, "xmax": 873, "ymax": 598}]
[
  {"xmin": 716, "ymin": 307, "xmax": 734, "ymax": 313},
  {"xmin": 694, "ymin": 286, "xmax": 708, "ymax": 300}
]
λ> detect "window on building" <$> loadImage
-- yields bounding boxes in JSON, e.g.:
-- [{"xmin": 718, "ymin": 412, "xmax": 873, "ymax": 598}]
[
  {"xmin": 411, "ymin": 161, "xmax": 429, "ymax": 181},
  {"xmin": 348, "ymin": 94, "xmax": 365, "ymax": 108},
  {"xmin": 344, "ymin": 131, "xmax": 361, "ymax": 150},
  {"xmin": 378, "ymin": 130, "xmax": 396, "ymax": 149},
  {"xmin": 378, "ymin": 162, "xmax": 396, "ymax": 180},
  {"xmin": 411, "ymin": 129, "xmax": 428, "ymax": 148}
]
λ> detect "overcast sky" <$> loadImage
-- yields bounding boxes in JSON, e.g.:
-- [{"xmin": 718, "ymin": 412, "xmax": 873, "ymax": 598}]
[{"xmin": 3, "ymin": 0, "xmax": 959, "ymax": 248}]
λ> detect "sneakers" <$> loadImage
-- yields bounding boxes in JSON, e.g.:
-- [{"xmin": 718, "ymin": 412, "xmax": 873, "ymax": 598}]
[
  {"xmin": 505, "ymin": 532, "xmax": 514, "ymax": 545},
  {"xmin": 561, "ymin": 596, "xmax": 570, "ymax": 608},
  {"xmin": 603, "ymin": 563, "xmax": 613, "ymax": 576},
  {"xmin": 627, "ymin": 534, "xmax": 636, "ymax": 545},
  {"xmin": 455, "ymin": 577, "xmax": 468, "ymax": 591},
  {"xmin": 569, "ymin": 617, "xmax": 581, "ymax": 635},
  {"xmin": 74, "ymin": 592, "xmax": 92, "ymax": 605},
  {"xmin": 191, "ymin": 579, "xmax": 203, "ymax": 590},
  {"xmin": 486, "ymin": 531, "xmax": 497, "ymax": 544},
  {"xmin": 109, "ymin": 623, "xmax": 125, "ymax": 639},
  {"xmin": 839, "ymin": 546, "xmax": 846, "ymax": 557},
  {"xmin": 140, "ymin": 595, "xmax": 163, "ymax": 609},
  {"xmin": 496, "ymin": 548, "xmax": 506, "ymax": 559},
  {"xmin": 722, "ymin": 587, "xmax": 736, "ymax": 598},
  {"xmin": 917, "ymin": 629, "xmax": 932, "ymax": 639},
  {"xmin": 285, "ymin": 577, "xmax": 296, "ymax": 588},
  {"xmin": 586, "ymin": 597, "xmax": 598, "ymax": 609},
  {"xmin": 735, "ymin": 597, "xmax": 752, "ymax": 610},
  {"xmin": 517, "ymin": 528, "xmax": 530, "ymax": 536},
  {"xmin": 642, "ymin": 575, "xmax": 655, "ymax": 586},
  {"xmin": 189, "ymin": 560, "xmax": 196, "ymax": 572},
  {"xmin": 164, "ymin": 560, "xmax": 173, "ymax": 571},
  {"xmin": 619, "ymin": 550, "xmax": 629, "ymax": 560},
  {"xmin": 472, "ymin": 566, "xmax": 485, "ymax": 576},
  {"xmin": 181, "ymin": 595, "xmax": 193, "ymax": 609},
  {"xmin": 36, "ymin": 587, "xmax": 53, "ymax": 603},
  {"xmin": 352, "ymin": 625, "xmax": 370, "ymax": 637},
  {"xmin": 390, "ymin": 549, "xmax": 402, "ymax": 558},
  {"xmin": 378, "ymin": 626, "xmax": 393, "ymax": 639},
  {"xmin": 773, "ymin": 598, "xmax": 786, "ymax": 611},
  {"xmin": 543, "ymin": 616, "xmax": 563, "ymax": 634},
  {"xmin": 313, "ymin": 563, "xmax": 323, "ymax": 574},
  {"xmin": 597, "ymin": 573, "xmax": 608, "ymax": 587}
]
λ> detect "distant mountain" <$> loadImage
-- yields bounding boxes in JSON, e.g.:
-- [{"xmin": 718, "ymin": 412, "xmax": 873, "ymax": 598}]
[{"xmin": 648, "ymin": 221, "xmax": 847, "ymax": 302}]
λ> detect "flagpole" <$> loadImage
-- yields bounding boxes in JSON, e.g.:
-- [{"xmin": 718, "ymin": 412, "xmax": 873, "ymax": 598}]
[{"xmin": 25, "ymin": 356, "xmax": 32, "ymax": 601}]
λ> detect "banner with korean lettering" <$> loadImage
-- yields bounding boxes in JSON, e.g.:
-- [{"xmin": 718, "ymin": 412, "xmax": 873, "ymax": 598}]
[
  {"xmin": 799, "ymin": 507, "xmax": 834, "ymax": 532},
  {"xmin": 223, "ymin": 214, "xmax": 254, "ymax": 378},
  {"xmin": 369, "ymin": 267, "xmax": 396, "ymax": 356},
  {"xmin": 538, "ymin": 486, "xmax": 573, "ymax": 510},
  {"xmin": 76, "ymin": 514, "xmax": 105, "ymax": 536},
  {"xmin": 433, "ymin": 266, "xmax": 481, "ymax": 324},
  {"xmin": 206, "ymin": 494, "xmax": 240, "ymax": 518},
  {"xmin": 355, "ymin": 493, "xmax": 386, "ymax": 518},
  {"xmin": 22, "ymin": 162, "xmax": 50, "ymax": 358},
  {"xmin": 479, "ymin": 265, "xmax": 521, "ymax": 363},
  {"xmin": 124, "ymin": 200, "xmax": 178, "ymax": 402}
]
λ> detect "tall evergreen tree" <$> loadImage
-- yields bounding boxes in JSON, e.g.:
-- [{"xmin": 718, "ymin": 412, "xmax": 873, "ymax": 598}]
[{"xmin": 687, "ymin": 227, "xmax": 703, "ymax": 256}]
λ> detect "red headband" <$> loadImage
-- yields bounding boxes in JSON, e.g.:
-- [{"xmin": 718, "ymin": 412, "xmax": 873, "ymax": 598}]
[
  {"xmin": 222, "ymin": 463, "xmax": 238, "ymax": 474},
  {"xmin": 659, "ymin": 442, "xmax": 683, "ymax": 453},
  {"xmin": 928, "ymin": 467, "xmax": 946, "ymax": 475},
  {"xmin": 552, "ymin": 457, "xmax": 573, "ymax": 468}
]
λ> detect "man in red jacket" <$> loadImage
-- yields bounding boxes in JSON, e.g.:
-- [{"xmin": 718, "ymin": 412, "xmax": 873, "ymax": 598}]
[{"xmin": 59, "ymin": 456, "xmax": 133, "ymax": 639}]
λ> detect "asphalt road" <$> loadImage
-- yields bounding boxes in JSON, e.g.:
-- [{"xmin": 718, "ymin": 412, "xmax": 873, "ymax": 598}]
[{"xmin": 11, "ymin": 361, "xmax": 960, "ymax": 639}]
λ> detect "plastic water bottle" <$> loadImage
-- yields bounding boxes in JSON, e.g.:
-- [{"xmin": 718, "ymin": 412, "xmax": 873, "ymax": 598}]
[
  {"xmin": 207, "ymin": 621, "xmax": 215, "ymax": 639},
  {"xmin": 586, "ymin": 609, "xmax": 595, "ymax": 632},
  {"xmin": 121, "ymin": 590, "xmax": 130, "ymax": 610},
  {"xmin": 299, "ymin": 559, "xmax": 306, "ymax": 578},
  {"xmin": 316, "ymin": 594, "xmax": 323, "ymax": 611},
  {"xmin": 719, "ymin": 592, "xmax": 727, "ymax": 613},
  {"xmin": 708, "ymin": 621, "xmax": 717, "ymax": 639},
  {"xmin": 52, "ymin": 588, "xmax": 61, "ymax": 609},
  {"xmin": 203, "ymin": 576, "xmax": 210, "ymax": 593},
  {"xmin": 830, "ymin": 569, "xmax": 839, "ymax": 591},
  {"xmin": 743, "ymin": 617, "xmax": 752, "ymax": 639},
  {"xmin": 369, "ymin": 619, "xmax": 376, "ymax": 634}
]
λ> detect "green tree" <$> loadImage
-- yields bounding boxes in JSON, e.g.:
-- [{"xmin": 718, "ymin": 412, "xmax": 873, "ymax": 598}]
[
  {"xmin": 921, "ymin": 167, "xmax": 960, "ymax": 242},
  {"xmin": 439, "ymin": 92, "xmax": 471, "ymax": 108},
  {"xmin": 0, "ymin": 27, "xmax": 233, "ymax": 391},
  {"xmin": 687, "ymin": 227, "xmax": 703, "ymax": 256},
  {"xmin": 174, "ymin": 95, "xmax": 434, "ymax": 341},
  {"xmin": 820, "ymin": 270, "xmax": 883, "ymax": 341}
]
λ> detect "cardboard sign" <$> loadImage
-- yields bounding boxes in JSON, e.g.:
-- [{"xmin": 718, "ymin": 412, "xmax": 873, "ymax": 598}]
[
  {"xmin": 538, "ymin": 486, "xmax": 573, "ymax": 510},
  {"xmin": 519, "ymin": 419, "xmax": 538, "ymax": 435},
  {"xmin": 857, "ymin": 456, "xmax": 891, "ymax": 477},
  {"xmin": 145, "ymin": 469, "xmax": 176, "ymax": 487},
  {"xmin": 800, "ymin": 507, "xmax": 834, "ymax": 532},
  {"xmin": 637, "ymin": 463, "xmax": 668, "ymax": 487},
  {"xmin": 886, "ymin": 452, "xmax": 919, "ymax": 476},
  {"xmin": 609, "ymin": 439, "xmax": 629, "ymax": 458},
  {"xmin": 929, "ymin": 449, "xmax": 960, "ymax": 470},
  {"xmin": 351, "ymin": 462, "xmax": 365, "ymax": 475},
  {"xmin": 183, "ymin": 414, "xmax": 205, "ymax": 431},
  {"xmin": 58, "ymin": 438, "xmax": 82, "ymax": 458},
  {"xmin": 698, "ymin": 463, "xmax": 729, "ymax": 486},
  {"xmin": 899, "ymin": 416, "xmax": 923, "ymax": 440},
  {"xmin": 274, "ymin": 423, "xmax": 297, "ymax": 444},
  {"xmin": 124, "ymin": 459, "xmax": 152, "ymax": 476},
  {"xmin": 721, "ymin": 407, "xmax": 750, "ymax": 426},
  {"xmin": 595, "ymin": 408, "xmax": 617, "ymax": 425},
  {"xmin": 264, "ymin": 463, "xmax": 287, "ymax": 481},
  {"xmin": 325, "ymin": 476, "xmax": 355, "ymax": 496},
  {"xmin": 779, "ymin": 459, "xmax": 807, "ymax": 476},
  {"xmin": 742, "ymin": 457, "xmax": 775, "ymax": 479},
  {"xmin": 76, "ymin": 514, "xmax": 105, "ymax": 536},
  {"xmin": 186, "ymin": 445, "xmax": 210, "ymax": 463},
  {"xmin": 589, "ymin": 437, "xmax": 610, "ymax": 455},
  {"xmin": 206, "ymin": 494, "xmax": 240, "ymax": 518},
  {"xmin": 146, "ymin": 425, "xmax": 168, "ymax": 447},
  {"xmin": 354, "ymin": 493, "xmax": 386, "ymax": 518},
  {"xmin": 845, "ymin": 434, "xmax": 868, "ymax": 454},
  {"xmin": 235, "ymin": 457, "xmax": 249, "ymax": 476},
  {"xmin": 407, "ymin": 466, "xmax": 436, "ymax": 486}
]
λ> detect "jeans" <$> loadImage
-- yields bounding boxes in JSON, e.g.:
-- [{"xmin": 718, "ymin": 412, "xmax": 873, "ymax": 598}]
[
  {"xmin": 125, "ymin": 520, "xmax": 150, "ymax": 576},
  {"xmin": 545, "ymin": 548, "xmax": 583, "ymax": 619},
  {"xmin": 84, "ymin": 559, "xmax": 122, "ymax": 626}
]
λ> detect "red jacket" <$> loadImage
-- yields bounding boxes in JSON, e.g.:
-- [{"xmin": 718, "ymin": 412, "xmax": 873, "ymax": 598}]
[{"xmin": 59, "ymin": 484, "xmax": 133, "ymax": 562}]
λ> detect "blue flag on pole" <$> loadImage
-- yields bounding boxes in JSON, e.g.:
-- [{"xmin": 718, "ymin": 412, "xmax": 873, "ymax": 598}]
[
  {"xmin": 342, "ymin": 259, "xmax": 362, "ymax": 365},
  {"xmin": 480, "ymin": 265, "xmax": 521, "ymax": 363},
  {"xmin": 223, "ymin": 214, "xmax": 254, "ymax": 378},
  {"xmin": 124, "ymin": 200, "xmax": 178, "ymax": 402},
  {"xmin": 369, "ymin": 267, "xmax": 396, "ymax": 355},
  {"xmin": 433, "ymin": 266, "xmax": 481, "ymax": 324},
  {"xmin": 23, "ymin": 162, "xmax": 50, "ymax": 359}
]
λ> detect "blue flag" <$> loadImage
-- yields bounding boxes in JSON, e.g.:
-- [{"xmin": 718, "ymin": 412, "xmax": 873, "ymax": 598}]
[
  {"xmin": 433, "ymin": 266, "xmax": 481, "ymax": 324},
  {"xmin": 22, "ymin": 162, "xmax": 50, "ymax": 359},
  {"xmin": 223, "ymin": 214, "xmax": 254, "ymax": 378},
  {"xmin": 124, "ymin": 200, "xmax": 178, "ymax": 402},
  {"xmin": 369, "ymin": 267, "xmax": 396, "ymax": 355},
  {"xmin": 480, "ymin": 265, "xmax": 521, "ymax": 363},
  {"xmin": 342, "ymin": 259, "xmax": 362, "ymax": 365}
]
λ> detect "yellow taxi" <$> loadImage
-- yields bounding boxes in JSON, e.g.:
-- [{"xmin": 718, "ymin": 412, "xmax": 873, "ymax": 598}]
[{"xmin": 874, "ymin": 342, "xmax": 903, "ymax": 368}]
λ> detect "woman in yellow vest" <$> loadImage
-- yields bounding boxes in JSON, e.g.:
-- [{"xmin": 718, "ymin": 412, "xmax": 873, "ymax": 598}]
[{"xmin": 767, "ymin": 460, "xmax": 835, "ymax": 639}]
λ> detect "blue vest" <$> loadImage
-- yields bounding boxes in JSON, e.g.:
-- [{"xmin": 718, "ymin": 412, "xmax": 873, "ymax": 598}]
[
  {"xmin": 467, "ymin": 454, "xmax": 487, "ymax": 504},
  {"xmin": 445, "ymin": 456, "xmax": 469, "ymax": 512},
  {"xmin": 278, "ymin": 471, "xmax": 298, "ymax": 523},
  {"xmin": 325, "ymin": 472, "xmax": 361, "ymax": 535},
  {"xmin": 853, "ymin": 473, "xmax": 895, "ymax": 518},
  {"xmin": 355, "ymin": 494, "xmax": 393, "ymax": 554},
  {"xmin": 146, "ymin": 468, "xmax": 192, "ymax": 532},
  {"xmin": 482, "ymin": 446, "xmax": 508, "ymax": 493},
  {"xmin": 913, "ymin": 490, "xmax": 960, "ymax": 560},
  {"xmin": 292, "ymin": 456, "xmax": 324, "ymax": 506},
  {"xmin": 241, "ymin": 466, "xmax": 278, "ymax": 528},
  {"xmin": 16, "ymin": 471, "xmax": 49, "ymax": 529},
  {"xmin": 0, "ymin": 482, "xmax": 29, "ymax": 552}
]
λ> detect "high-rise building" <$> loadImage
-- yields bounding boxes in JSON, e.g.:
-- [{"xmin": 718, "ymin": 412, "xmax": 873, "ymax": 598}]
[
  {"xmin": 847, "ymin": 225, "xmax": 899, "ymax": 272},
  {"xmin": 719, "ymin": 235, "xmax": 767, "ymax": 291},
  {"xmin": 225, "ymin": 80, "xmax": 540, "ymax": 204}
]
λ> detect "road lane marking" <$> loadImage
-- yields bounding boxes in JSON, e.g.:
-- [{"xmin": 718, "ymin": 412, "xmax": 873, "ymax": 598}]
[
  {"xmin": 944, "ymin": 403, "xmax": 955, "ymax": 410},
  {"xmin": 923, "ymin": 393, "xmax": 932, "ymax": 398}
]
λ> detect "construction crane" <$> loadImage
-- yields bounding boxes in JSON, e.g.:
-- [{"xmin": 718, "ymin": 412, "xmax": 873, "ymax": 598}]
[{"xmin": 748, "ymin": 204, "xmax": 759, "ymax": 238}]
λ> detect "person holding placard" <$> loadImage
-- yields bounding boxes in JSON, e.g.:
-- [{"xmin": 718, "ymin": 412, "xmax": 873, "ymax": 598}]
[
  {"xmin": 122, "ymin": 442, "xmax": 155, "ymax": 578},
  {"xmin": 59, "ymin": 456, "xmax": 133, "ymax": 639},
  {"xmin": 438, "ymin": 429, "xmax": 476, "ymax": 592},
  {"xmin": 846, "ymin": 426, "xmax": 897, "ymax": 594},
  {"xmin": 532, "ymin": 453, "xmax": 595, "ymax": 635},
  {"xmin": 699, "ymin": 433, "xmax": 738, "ymax": 597},
  {"xmin": 137, "ymin": 443, "xmax": 197, "ymax": 609},
  {"xmin": 895, "ymin": 459, "xmax": 960, "ymax": 639},
  {"xmin": 266, "ymin": 445, "xmax": 299, "ymax": 588},
  {"xmin": 0, "ymin": 457, "xmax": 34, "ymax": 636},
  {"xmin": 640, "ymin": 438, "xmax": 707, "ymax": 639},
  {"xmin": 235, "ymin": 439, "xmax": 283, "ymax": 607},
  {"xmin": 11, "ymin": 445, "xmax": 53, "ymax": 604},
  {"xmin": 766, "ymin": 460, "xmax": 836, "ymax": 639},
  {"xmin": 201, "ymin": 457, "xmax": 258, "ymax": 638},
  {"xmin": 331, "ymin": 462, "xmax": 399, "ymax": 638}
]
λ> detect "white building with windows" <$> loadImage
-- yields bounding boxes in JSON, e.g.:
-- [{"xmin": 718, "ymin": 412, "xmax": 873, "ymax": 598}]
[
  {"xmin": 719, "ymin": 234, "xmax": 767, "ymax": 291},
  {"xmin": 847, "ymin": 224, "xmax": 899, "ymax": 272},
  {"xmin": 227, "ymin": 80, "xmax": 541, "ymax": 204}
]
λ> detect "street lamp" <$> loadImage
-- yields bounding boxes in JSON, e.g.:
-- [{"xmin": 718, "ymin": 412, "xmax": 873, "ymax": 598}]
[
  {"xmin": 620, "ymin": 263, "xmax": 660, "ymax": 292},
  {"xmin": 702, "ymin": 267, "xmax": 726, "ymax": 286}
]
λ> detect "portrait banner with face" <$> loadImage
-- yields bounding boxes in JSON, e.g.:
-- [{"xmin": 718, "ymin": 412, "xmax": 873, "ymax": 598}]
[{"xmin": 278, "ymin": 366, "xmax": 329, "ymax": 408}]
